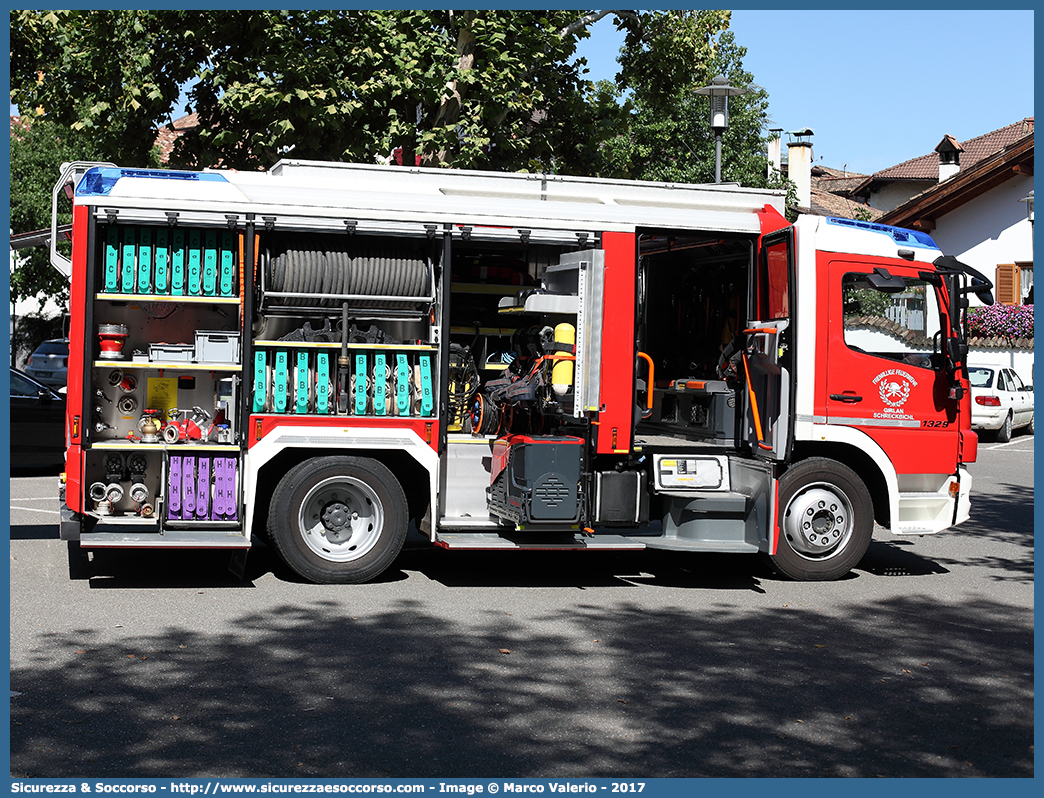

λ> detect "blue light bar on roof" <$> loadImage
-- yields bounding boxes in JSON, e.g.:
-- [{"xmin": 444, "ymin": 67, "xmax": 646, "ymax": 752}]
[
  {"xmin": 75, "ymin": 167, "xmax": 228, "ymax": 197},
  {"xmin": 825, "ymin": 216, "xmax": 939, "ymax": 250}
]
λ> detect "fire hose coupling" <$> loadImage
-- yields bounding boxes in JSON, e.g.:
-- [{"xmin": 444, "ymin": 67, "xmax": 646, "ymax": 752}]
[
  {"xmin": 129, "ymin": 483, "xmax": 150, "ymax": 504},
  {"xmin": 89, "ymin": 482, "xmax": 108, "ymax": 503},
  {"xmin": 163, "ymin": 406, "xmax": 213, "ymax": 443},
  {"xmin": 97, "ymin": 323, "xmax": 129, "ymax": 359},
  {"xmin": 106, "ymin": 483, "xmax": 125, "ymax": 503}
]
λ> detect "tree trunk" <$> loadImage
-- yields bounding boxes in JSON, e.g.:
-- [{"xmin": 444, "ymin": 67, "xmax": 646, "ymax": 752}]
[{"xmin": 425, "ymin": 12, "xmax": 475, "ymax": 166}]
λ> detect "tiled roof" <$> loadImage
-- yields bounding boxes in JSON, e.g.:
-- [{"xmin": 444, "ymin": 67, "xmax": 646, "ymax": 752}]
[
  {"xmin": 879, "ymin": 130, "xmax": 1034, "ymax": 229},
  {"xmin": 154, "ymin": 112, "xmax": 200, "ymax": 164},
  {"xmin": 12, "ymin": 111, "xmax": 201, "ymax": 166},
  {"xmin": 789, "ymin": 163, "xmax": 880, "ymax": 219},
  {"xmin": 10, "ymin": 115, "xmax": 30, "ymax": 139},
  {"xmin": 812, "ymin": 164, "xmax": 865, "ymax": 180},
  {"xmin": 806, "ymin": 188, "xmax": 884, "ymax": 221},
  {"xmin": 813, "ymin": 173, "xmax": 869, "ymax": 195},
  {"xmin": 865, "ymin": 118, "xmax": 1033, "ymax": 182}
]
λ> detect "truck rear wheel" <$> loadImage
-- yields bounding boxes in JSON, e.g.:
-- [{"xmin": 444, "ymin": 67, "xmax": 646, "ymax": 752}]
[
  {"xmin": 767, "ymin": 458, "xmax": 873, "ymax": 581},
  {"xmin": 268, "ymin": 456, "xmax": 408, "ymax": 584}
]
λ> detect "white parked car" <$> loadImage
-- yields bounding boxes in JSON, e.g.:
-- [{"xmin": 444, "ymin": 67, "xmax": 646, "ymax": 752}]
[
  {"xmin": 968, "ymin": 365, "xmax": 1033, "ymax": 442},
  {"xmin": 24, "ymin": 338, "xmax": 69, "ymax": 390}
]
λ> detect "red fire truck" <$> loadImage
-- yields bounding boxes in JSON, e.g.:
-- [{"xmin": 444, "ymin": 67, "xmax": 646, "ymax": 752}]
[{"xmin": 51, "ymin": 160, "xmax": 993, "ymax": 583}]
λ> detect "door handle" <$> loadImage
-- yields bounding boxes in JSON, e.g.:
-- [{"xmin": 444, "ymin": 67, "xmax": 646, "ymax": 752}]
[{"xmin": 830, "ymin": 393, "xmax": 863, "ymax": 403}]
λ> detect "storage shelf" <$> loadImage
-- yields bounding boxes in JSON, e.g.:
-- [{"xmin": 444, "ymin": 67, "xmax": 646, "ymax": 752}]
[
  {"xmin": 253, "ymin": 340, "xmax": 436, "ymax": 351},
  {"xmin": 94, "ymin": 360, "xmax": 243, "ymax": 371},
  {"xmin": 450, "ymin": 326, "xmax": 516, "ymax": 336},
  {"xmin": 498, "ymin": 291, "xmax": 578, "ymax": 314},
  {"xmin": 96, "ymin": 293, "xmax": 240, "ymax": 304},
  {"xmin": 89, "ymin": 440, "xmax": 240, "ymax": 452},
  {"xmin": 84, "ymin": 514, "xmax": 158, "ymax": 526},
  {"xmin": 163, "ymin": 520, "xmax": 243, "ymax": 530},
  {"xmin": 451, "ymin": 283, "xmax": 524, "ymax": 295},
  {"xmin": 251, "ymin": 412, "xmax": 435, "ymax": 421}
]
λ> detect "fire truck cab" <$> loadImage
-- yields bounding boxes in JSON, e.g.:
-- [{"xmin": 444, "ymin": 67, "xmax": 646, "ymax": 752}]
[{"xmin": 54, "ymin": 160, "xmax": 991, "ymax": 583}]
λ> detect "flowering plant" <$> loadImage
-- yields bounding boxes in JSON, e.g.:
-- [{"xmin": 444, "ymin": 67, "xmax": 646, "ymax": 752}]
[{"xmin": 966, "ymin": 303, "xmax": 1034, "ymax": 339}]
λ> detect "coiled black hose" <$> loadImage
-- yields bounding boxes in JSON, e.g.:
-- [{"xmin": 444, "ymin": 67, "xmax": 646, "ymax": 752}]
[{"xmin": 268, "ymin": 246, "xmax": 427, "ymax": 308}]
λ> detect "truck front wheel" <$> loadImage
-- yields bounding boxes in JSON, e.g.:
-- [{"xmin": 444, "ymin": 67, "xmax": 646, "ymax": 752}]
[
  {"xmin": 767, "ymin": 458, "xmax": 873, "ymax": 581},
  {"xmin": 268, "ymin": 456, "xmax": 408, "ymax": 584}
]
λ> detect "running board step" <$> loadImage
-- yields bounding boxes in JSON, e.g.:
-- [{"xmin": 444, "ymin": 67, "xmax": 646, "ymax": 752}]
[
  {"xmin": 639, "ymin": 537, "xmax": 757, "ymax": 553},
  {"xmin": 434, "ymin": 532, "xmax": 646, "ymax": 551},
  {"xmin": 80, "ymin": 531, "xmax": 250, "ymax": 549}
]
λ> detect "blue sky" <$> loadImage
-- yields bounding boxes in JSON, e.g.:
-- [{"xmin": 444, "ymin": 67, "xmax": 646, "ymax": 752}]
[{"xmin": 574, "ymin": 9, "xmax": 1035, "ymax": 176}]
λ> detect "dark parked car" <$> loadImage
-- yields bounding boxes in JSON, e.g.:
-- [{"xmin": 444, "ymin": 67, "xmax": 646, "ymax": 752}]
[
  {"xmin": 10, "ymin": 368, "xmax": 66, "ymax": 469},
  {"xmin": 24, "ymin": 338, "xmax": 69, "ymax": 390}
]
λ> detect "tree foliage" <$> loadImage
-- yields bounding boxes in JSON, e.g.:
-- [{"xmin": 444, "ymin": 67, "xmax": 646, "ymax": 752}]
[
  {"xmin": 589, "ymin": 29, "xmax": 786, "ymax": 191},
  {"xmin": 615, "ymin": 10, "xmax": 732, "ymax": 112},
  {"xmin": 180, "ymin": 10, "xmax": 599, "ymax": 171},
  {"xmin": 10, "ymin": 9, "xmax": 746, "ymax": 176},
  {"xmin": 9, "ymin": 118, "xmax": 95, "ymax": 307},
  {"xmin": 10, "ymin": 9, "xmax": 205, "ymax": 166}
]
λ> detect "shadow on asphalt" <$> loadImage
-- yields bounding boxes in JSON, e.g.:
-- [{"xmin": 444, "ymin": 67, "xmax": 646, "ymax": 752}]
[
  {"xmin": 10, "ymin": 473, "xmax": 1033, "ymax": 777},
  {"xmin": 11, "ymin": 576, "xmax": 1033, "ymax": 778}
]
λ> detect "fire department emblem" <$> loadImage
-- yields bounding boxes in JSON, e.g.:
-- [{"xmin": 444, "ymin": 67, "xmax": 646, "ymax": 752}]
[{"xmin": 873, "ymin": 368, "xmax": 917, "ymax": 409}]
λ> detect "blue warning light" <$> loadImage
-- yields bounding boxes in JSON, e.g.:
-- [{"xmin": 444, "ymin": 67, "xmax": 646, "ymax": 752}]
[
  {"xmin": 75, "ymin": 167, "xmax": 228, "ymax": 197},
  {"xmin": 826, "ymin": 216, "xmax": 939, "ymax": 250}
]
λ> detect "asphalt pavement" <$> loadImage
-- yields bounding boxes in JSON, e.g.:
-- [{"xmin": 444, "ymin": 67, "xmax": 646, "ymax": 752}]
[{"xmin": 8, "ymin": 435, "xmax": 1034, "ymax": 778}]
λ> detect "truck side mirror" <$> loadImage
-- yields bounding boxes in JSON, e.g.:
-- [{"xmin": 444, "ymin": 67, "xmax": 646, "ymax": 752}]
[{"xmin": 969, "ymin": 277, "xmax": 994, "ymax": 306}]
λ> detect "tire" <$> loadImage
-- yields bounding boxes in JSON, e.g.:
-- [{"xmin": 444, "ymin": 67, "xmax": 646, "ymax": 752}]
[
  {"xmin": 996, "ymin": 412, "xmax": 1013, "ymax": 442},
  {"xmin": 267, "ymin": 456, "xmax": 408, "ymax": 584},
  {"xmin": 766, "ymin": 458, "xmax": 874, "ymax": 581},
  {"xmin": 1029, "ymin": 413, "xmax": 1034, "ymax": 436}
]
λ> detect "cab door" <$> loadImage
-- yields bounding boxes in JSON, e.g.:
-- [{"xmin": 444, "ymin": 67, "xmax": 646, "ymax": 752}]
[
  {"xmin": 744, "ymin": 227, "xmax": 795, "ymax": 461},
  {"xmin": 823, "ymin": 259, "xmax": 961, "ymax": 474}
]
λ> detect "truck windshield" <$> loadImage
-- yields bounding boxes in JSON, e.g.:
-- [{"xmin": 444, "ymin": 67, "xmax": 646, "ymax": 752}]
[{"xmin": 842, "ymin": 273, "xmax": 943, "ymax": 369}]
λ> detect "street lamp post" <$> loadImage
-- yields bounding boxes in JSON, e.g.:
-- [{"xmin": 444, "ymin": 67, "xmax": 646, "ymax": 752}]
[{"xmin": 694, "ymin": 75, "xmax": 747, "ymax": 183}]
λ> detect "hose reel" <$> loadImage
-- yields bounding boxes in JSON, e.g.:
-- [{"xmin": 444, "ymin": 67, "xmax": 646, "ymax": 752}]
[{"xmin": 266, "ymin": 244, "xmax": 430, "ymax": 309}]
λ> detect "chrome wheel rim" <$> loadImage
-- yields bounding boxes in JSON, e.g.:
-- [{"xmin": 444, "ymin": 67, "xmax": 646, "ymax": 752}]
[
  {"xmin": 782, "ymin": 482, "xmax": 855, "ymax": 561},
  {"xmin": 297, "ymin": 476, "xmax": 384, "ymax": 562}
]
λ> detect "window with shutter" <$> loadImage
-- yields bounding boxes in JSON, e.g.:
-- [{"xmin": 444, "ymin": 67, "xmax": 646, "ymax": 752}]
[
  {"xmin": 995, "ymin": 263, "xmax": 1020, "ymax": 305},
  {"xmin": 1019, "ymin": 264, "xmax": 1033, "ymax": 303}
]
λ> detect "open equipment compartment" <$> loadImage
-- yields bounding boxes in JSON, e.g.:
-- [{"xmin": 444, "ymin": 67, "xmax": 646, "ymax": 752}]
[
  {"xmin": 249, "ymin": 229, "xmax": 440, "ymax": 419},
  {"xmin": 77, "ymin": 215, "xmax": 247, "ymax": 542}
]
